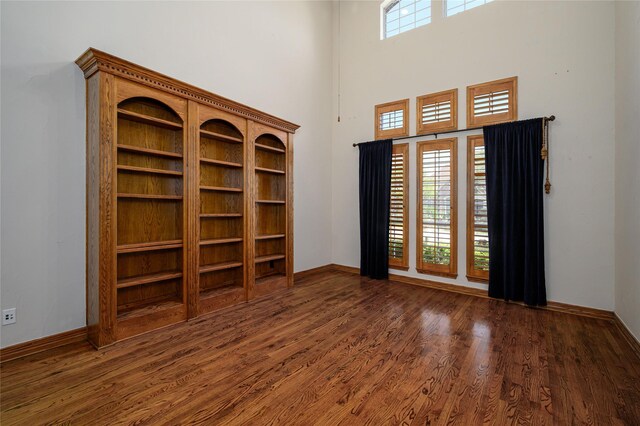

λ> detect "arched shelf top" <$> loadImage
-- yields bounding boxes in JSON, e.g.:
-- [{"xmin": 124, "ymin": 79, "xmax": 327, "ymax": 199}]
[
  {"xmin": 200, "ymin": 119, "xmax": 243, "ymax": 141},
  {"xmin": 118, "ymin": 97, "xmax": 182, "ymax": 124},
  {"xmin": 255, "ymin": 133, "xmax": 286, "ymax": 151}
]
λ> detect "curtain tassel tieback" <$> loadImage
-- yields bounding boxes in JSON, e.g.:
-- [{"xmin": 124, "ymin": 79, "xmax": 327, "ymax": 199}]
[{"xmin": 542, "ymin": 118, "xmax": 551, "ymax": 194}]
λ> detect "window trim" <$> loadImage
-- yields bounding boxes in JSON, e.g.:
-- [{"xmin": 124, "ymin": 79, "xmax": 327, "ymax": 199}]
[
  {"xmin": 389, "ymin": 143, "xmax": 409, "ymax": 270},
  {"xmin": 416, "ymin": 88, "xmax": 458, "ymax": 134},
  {"xmin": 381, "ymin": 0, "xmax": 431, "ymax": 40},
  {"xmin": 445, "ymin": 0, "xmax": 493, "ymax": 17},
  {"xmin": 416, "ymin": 138, "xmax": 458, "ymax": 278},
  {"xmin": 466, "ymin": 76, "xmax": 518, "ymax": 127},
  {"xmin": 466, "ymin": 135, "xmax": 489, "ymax": 283},
  {"xmin": 375, "ymin": 99, "xmax": 409, "ymax": 140}
]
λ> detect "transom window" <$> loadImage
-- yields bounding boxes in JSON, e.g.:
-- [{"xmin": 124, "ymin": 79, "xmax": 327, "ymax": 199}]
[
  {"xmin": 382, "ymin": 0, "xmax": 431, "ymax": 39},
  {"xmin": 417, "ymin": 89, "xmax": 458, "ymax": 134},
  {"xmin": 467, "ymin": 76, "xmax": 518, "ymax": 127},
  {"xmin": 446, "ymin": 0, "xmax": 493, "ymax": 17},
  {"xmin": 375, "ymin": 99, "xmax": 409, "ymax": 139}
]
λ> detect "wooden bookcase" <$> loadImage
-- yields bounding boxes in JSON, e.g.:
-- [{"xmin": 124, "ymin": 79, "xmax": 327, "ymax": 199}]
[{"xmin": 77, "ymin": 49, "xmax": 298, "ymax": 347}]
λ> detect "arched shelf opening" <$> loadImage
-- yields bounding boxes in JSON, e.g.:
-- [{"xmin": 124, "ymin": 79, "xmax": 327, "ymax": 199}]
[
  {"xmin": 118, "ymin": 97, "xmax": 182, "ymax": 125},
  {"xmin": 200, "ymin": 119, "xmax": 243, "ymax": 142},
  {"xmin": 254, "ymin": 131, "xmax": 286, "ymax": 281},
  {"xmin": 114, "ymin": 97, "xmax": 184, "ymax": 320},
  {"xmin": 255, "ymin": 133, "xmax": 285, "ymax": 152},
  {"xmin": 117, "ymin": 97, "xmax": 184, "ymax": 158},
  {"xmin": 197, "ymin": 120, "xmax": 245, "ymax": 300}
]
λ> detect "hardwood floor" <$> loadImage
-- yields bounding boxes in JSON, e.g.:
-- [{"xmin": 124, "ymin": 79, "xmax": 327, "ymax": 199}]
[{"xmin": 1, "ymin": 270, "xmax": 639, "ymax": 425}]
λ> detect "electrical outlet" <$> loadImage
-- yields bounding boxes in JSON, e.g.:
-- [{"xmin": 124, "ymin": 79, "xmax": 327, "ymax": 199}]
[{"xmin": 2, "ymin": 308, "xmax": 16, "ymax": 325}]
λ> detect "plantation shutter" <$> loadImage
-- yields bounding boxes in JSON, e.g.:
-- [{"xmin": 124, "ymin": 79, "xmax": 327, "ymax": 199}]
[
  {"xmin": 467, "ymin": 135, "xmax": 489, "ymax": 281},
  {"xmin": 422, "ymin": 100, "xmax": 451, "ymax": 125},
  {"xmin": 389, "ymin": 144, "xmax": 408, "ymax": 269},
  {"xmin": 417, "ymin": 139, "xmax": 458, "ymax": 278},
  {"xmin": 473, "ymin": 90, "xmax": 509, "ymax": 117},
  {"xmin": 417, "ymin": 89, "xmax": 457, "ymax": 134},
  {"xmin": 467, "ymin": 77, "xmax": 517, "ymax": 127}
]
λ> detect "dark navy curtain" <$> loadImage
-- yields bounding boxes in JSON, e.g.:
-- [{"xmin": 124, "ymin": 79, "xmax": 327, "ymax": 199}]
[
  {"xmin": 484, "ymin": 119, "xmax": 547, "ymax": 306},
  {"xmin": 358, "ymin": 140, "xmax": 392, "ymax": 279}
]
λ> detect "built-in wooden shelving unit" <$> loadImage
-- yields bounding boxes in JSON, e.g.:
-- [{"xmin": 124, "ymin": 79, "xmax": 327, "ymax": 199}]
[
  {"xmin": 196, "ymin": 114, "xmax": 247, "ymax": 315},
  {"xmin": 78, "ymin": 48, "xmax": 297, "ymax": 347},
  {"xmin": 113, "ymin": 96, "xmax": 186, "ymax": 343},
  {"xmin": 251, "ymin": 128, "xmax": 291, "ymax": 298}
]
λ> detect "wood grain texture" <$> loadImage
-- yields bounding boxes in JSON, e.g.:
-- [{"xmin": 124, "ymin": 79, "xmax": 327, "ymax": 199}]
[
  {"xmin": 0, "ymin": 328, "xmax": 87, "ymax": 363},
  {"xmin": 1, "ymin": 269, "xmax": 639, "ymax": 425},
  {"xmin": 614, "ymin": 314, "xmax": 640, "ymax": 361},
  {"xmin": 246, "ymin": 121, "xmax": 257, "ymax": 300},
  {"xmin": 187, "ymin": 100, "xmax": 199, "ymax": 319},
  {"xmin": 101, "ymin": 72, "xmax": 117, "ymax": 347},
  {"xmin": 86, "ymin": 73, "xmax": 101, "ymax": 346},
  {"xmin": 286, "ymin": 133, "xmax": 294, "ymax": 288},
  {"xmin": 330, "ymin": 263, "xmax": 615, "ymax": 321},
  {"xmin": 116, "ymin": 77, "xmax": 187, "ymax": 121}
]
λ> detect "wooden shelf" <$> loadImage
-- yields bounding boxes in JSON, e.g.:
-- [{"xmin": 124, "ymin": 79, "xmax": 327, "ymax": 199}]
[
  {"xmin": 256, "ymin": 272, "xmax": 286, "ymax": 285},
  {"xmin": 117, "ymin": 240, "xmax": 183, "ymax": 254},
  {"xmin": 200, "ymin": 185, "xmax": 243, "ymax": 193},
  {"xmin": 117, "ymin": 297, "xmax": 182, "ymax": 321},
  {"xmin": 117, "ymin": 108, "xmax": 183, "ymax": 130},
  {"xmin": 200, "ymin": 213, "xmax": 243, "ymax": 218},
  {"xmin": 117, "ymin": 193, "xmax": 183, "ymax": 200},
  {"xmin": 200, "ymin": 238, "xmax": 243, "ymax": 246},
  {"xmin": 255, "ymin": 254, "xmax": 285, "ymax": 264},
  {"xmin": 117, "ymin": 165, "xmax": 183, "ymax": 176},
  {"xmin": 255, "ymin": 166, "xmax": 285, "ymax": 175},
  {"xmin": 256, "ymin": 200, "xmax": 285, "ymax": 204},
  {"xmin": 200, "ymin": 158, "xmax": 242, "ymax": 168},
  {"xmin": 200, "ymin": 129, "xmax": 243, "ymax": 144},
  {"xmin": 255, "ymin": 143, "xmax": 285, "ymax": 154},
  {"xmin": 117, "ymin": 271, "xmax": 183, "ymax": 289},
  {"xmin": 199, "ymin": 261, "xmax": 243, "ymax": 274},
  {"xmin": 117, "ymin": 144, "xmax": 183, "ymax": 159},
  {"xmin": 200, "ymin": 284, "xmax": 242, "ymax": 298},
  {"xmin": 256, "ymin": 234, "xmax": 285, "ymax": 240}
]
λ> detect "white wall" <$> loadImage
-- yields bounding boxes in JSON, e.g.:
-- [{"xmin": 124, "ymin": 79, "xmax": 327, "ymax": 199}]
[
  {"xmin": 0, "ymin": 1, "xmax": 334, "ymax": 348},
  {"xmin": 614, "ymin": 0, "xmax": 640, "ymax": 339},
  {"xmin": 331, "ymin": 0, "xmax": 616, "ymax": 310}
]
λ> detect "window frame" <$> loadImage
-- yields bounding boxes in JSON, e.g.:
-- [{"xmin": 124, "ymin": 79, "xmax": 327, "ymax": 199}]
[
  {"xmin": 445, "ymin": 0, "xmax": 493, "ymax": 17},
  {"xmin": 466, "ymin": 76, "xmax": 518, "ymax": 127},
  {"xmin": 381, "ymin": 0, "xmax": 431, "ymax": 40},
  {"xmin": 375, "ymin": 99, "xmax": 409, "ymax": 140},
  {"xmin": 416, "ymin": 138, "xmax": 458, "ymax": 278},
  {"xmin": 389, "ymin": 143, "xmax": 409, "ymax": 270},
  {"xmin": 466, "ymin": 135, "xmax": 489, "ymax": 283},
  {"xmin": 416, "ymin": 88, "xmax": 458, "ymax": 134}
]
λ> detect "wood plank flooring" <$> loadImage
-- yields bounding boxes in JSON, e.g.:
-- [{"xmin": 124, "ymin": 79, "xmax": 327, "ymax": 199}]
[{"xmin": 1, "ymin": 270, "xmax": 639, "ymax": 425}]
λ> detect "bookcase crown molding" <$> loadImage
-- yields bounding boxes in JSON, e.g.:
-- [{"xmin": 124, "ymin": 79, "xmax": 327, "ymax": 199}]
[{"xmin": 75, "ymin": 48, "xmax": 300, "ymax": 134}]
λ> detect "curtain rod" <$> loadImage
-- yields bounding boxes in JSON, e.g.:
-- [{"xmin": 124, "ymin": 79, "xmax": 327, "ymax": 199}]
[{"xmin": 352, "ymin": 115, "xmax": 556, "ymax": 147}]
